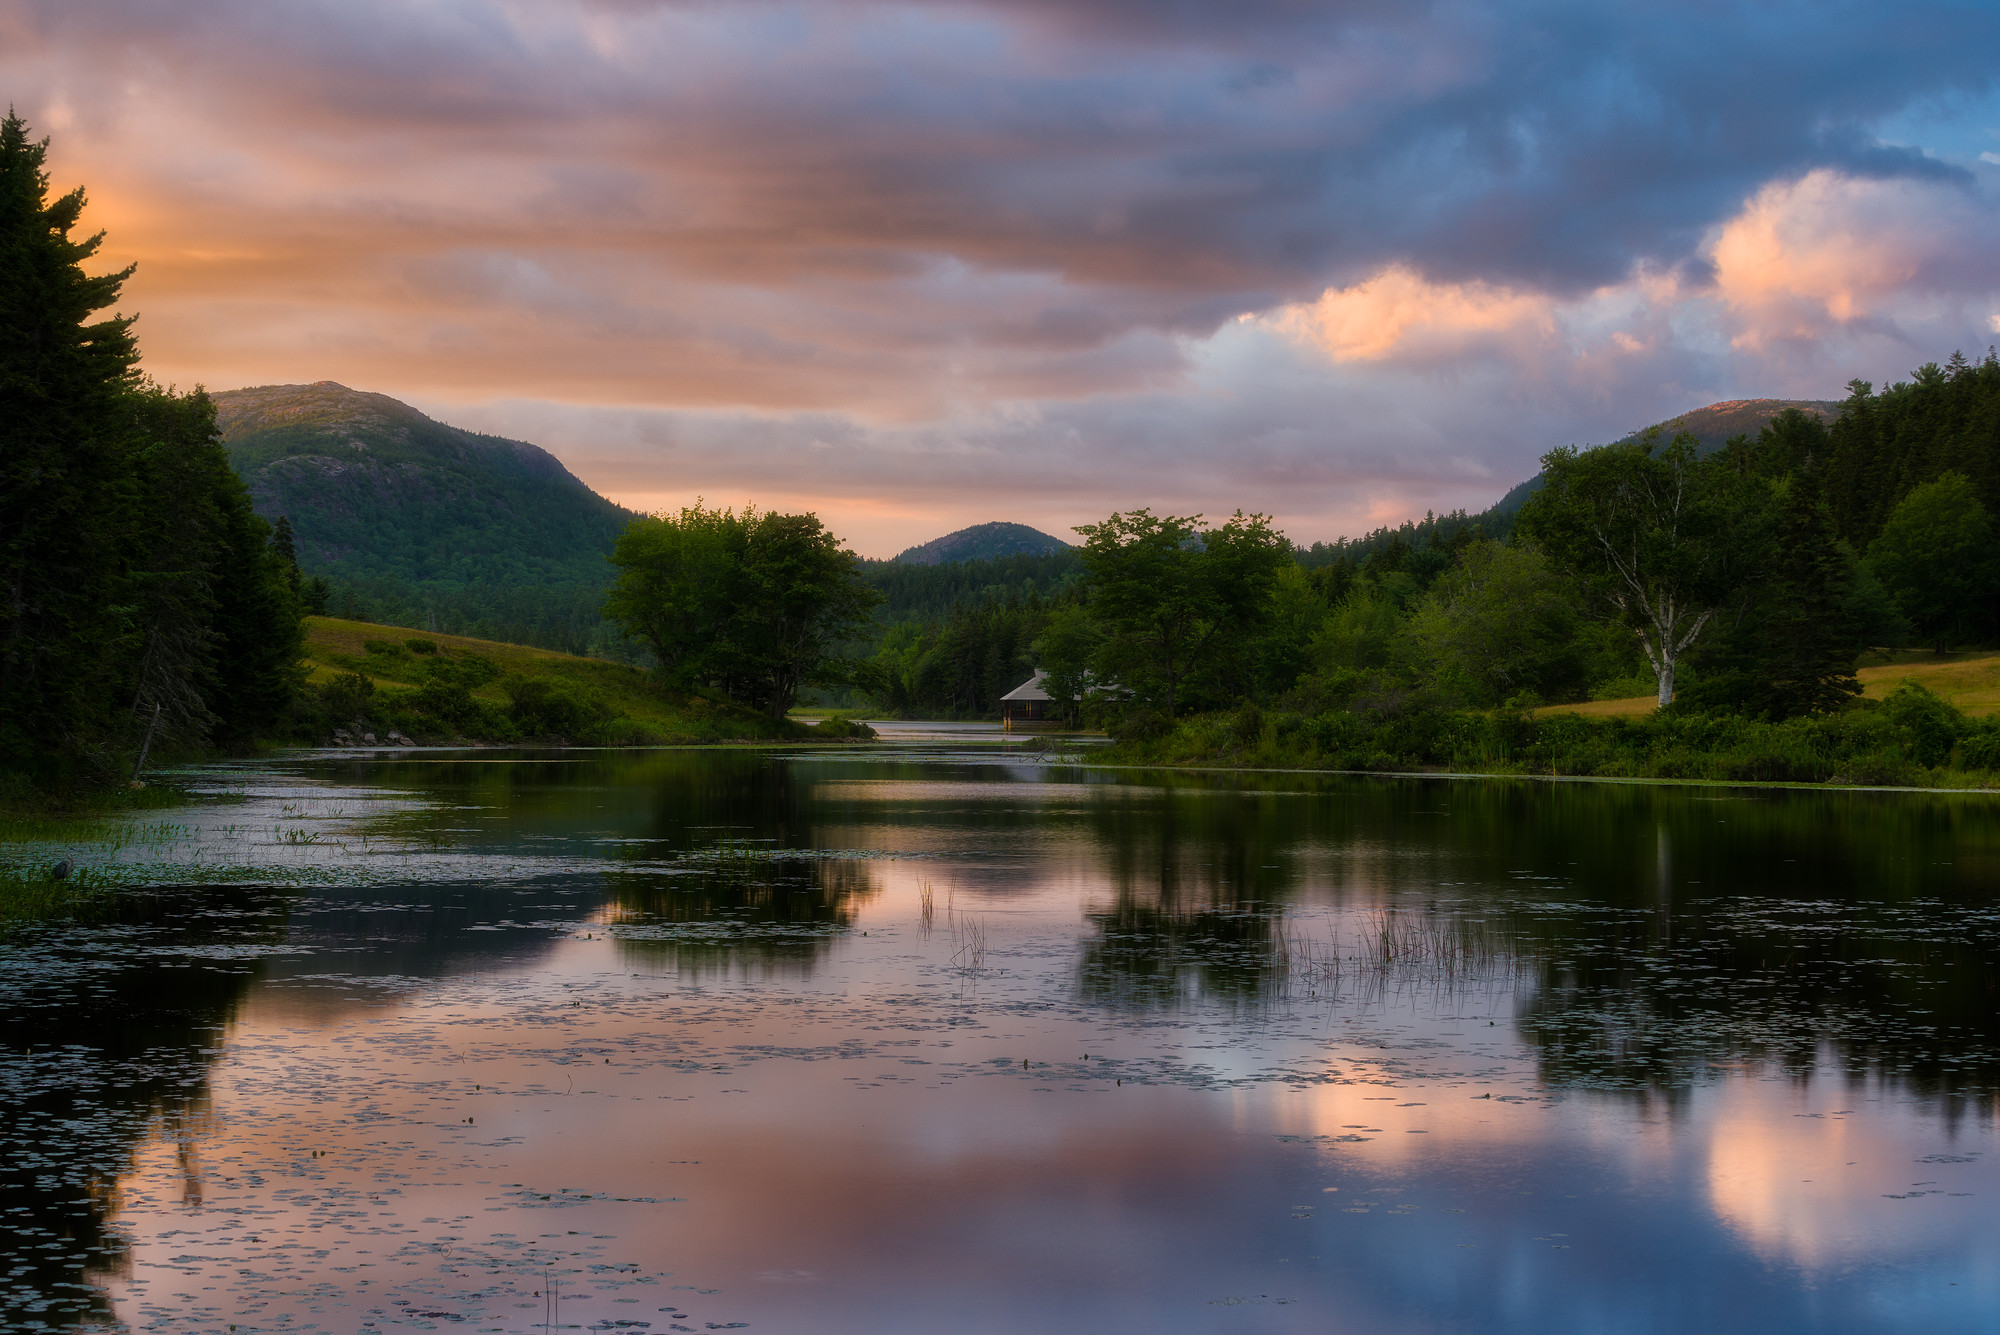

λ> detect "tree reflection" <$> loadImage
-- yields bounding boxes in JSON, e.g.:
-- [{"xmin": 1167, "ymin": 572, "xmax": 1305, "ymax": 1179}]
[
  {"xmin": 1505, "ymin": 897, "xmax": 2000, "ymax": 1108},
  {"xmin": 606, "ymin": 856, "xmax": 881, "ymax": 980},
  {"xmin": 1078, "ymin": 889, "xmax": 1286, "ymax": 1008},
  {"xmin": 0, "ymin": 891, "xmax": 272, "ymax": 1330}
]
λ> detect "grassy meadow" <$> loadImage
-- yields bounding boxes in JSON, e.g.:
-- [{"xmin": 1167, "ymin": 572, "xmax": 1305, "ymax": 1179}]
[
  {"xmin": 299, "ymin": 615, "xmax": 803, "ymax": 745},
  {"xmin": 1544, "ymin": 652, "xmax": 2000, "ymax": 719}
]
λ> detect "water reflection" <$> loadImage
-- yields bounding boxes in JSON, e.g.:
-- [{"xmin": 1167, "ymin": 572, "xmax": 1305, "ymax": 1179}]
[
  {"xmin": 3, "ymin": 751, "xmax": 1999, "ymax": 1332},
  {"xmin": 607, "ymin": 859, "xmax": 882, "ymax": 979},
  {"xmin": 0, "ymin": 891, "xmax": 271, "ymax": 1329}
]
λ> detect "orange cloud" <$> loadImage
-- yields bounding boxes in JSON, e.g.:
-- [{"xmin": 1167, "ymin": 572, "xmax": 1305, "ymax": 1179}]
[
  {"xmin": 1266, "ymin": 266, "xmax": 1559, "ymax": 362},
  {"xmin": 1707, "ymin": 169, "xmax": 1981, "ymax": 348}
]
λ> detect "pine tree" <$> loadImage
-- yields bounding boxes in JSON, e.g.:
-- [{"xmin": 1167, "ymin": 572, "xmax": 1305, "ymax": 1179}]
[
  {"xmin": 1751, "ymin": 474, "xmax": 1863, "ymax": 718},
  {"xmin": 0, "ymin": 112, "xmax": 141, "ymax": 776},
  {"xmin": 269, "ymin": 515, "xmax": 303, "ymax": 593},
  {"xmin": 1, "ymin": 116, "xmax": 306, "ymax": 784}
]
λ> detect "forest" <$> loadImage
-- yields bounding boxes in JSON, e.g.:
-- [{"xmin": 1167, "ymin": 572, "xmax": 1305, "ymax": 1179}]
[{"xmin": 0, "ymin": 114, "xmax": 306, "ymax": 793}]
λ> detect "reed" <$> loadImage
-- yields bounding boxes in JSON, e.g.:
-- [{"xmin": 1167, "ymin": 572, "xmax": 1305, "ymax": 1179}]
[{"xmin": 1282, "ymin": 907, "xmax": 1517, "ymax": 1005}]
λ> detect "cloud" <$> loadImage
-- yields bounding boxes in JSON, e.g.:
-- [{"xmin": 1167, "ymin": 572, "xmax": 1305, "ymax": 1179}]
[
  {"xmin": 1710, "ymin": 169, "xmax": 2000, "ymax": 348},
  {"xmin": 1267, "ymin": 267, "xmax": 1559, "ymax": 363},
  {"xmin": 5, "ymin": 0, "xmax": 1999, "ymax": 552}
]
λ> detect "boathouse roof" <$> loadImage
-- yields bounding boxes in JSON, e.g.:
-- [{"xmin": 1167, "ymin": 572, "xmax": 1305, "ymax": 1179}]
[{"xmin": 1000, "ymin": 671, "xmax": 1052, "ymax": 702}]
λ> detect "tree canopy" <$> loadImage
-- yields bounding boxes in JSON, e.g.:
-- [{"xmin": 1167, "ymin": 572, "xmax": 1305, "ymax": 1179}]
[
  {"xmin": 605, "ymin": 503, "xmax": 879, "ymax": 719},
  {"xmin": 1516, "ymin": 430, "xmax": 1755, "ymax": 706},
  {"xmin": 1075, "ymin": 509, "xmax": 1292, "ymax": 716}
]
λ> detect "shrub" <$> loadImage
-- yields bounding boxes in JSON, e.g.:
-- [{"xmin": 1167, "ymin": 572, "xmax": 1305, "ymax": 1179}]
[
  {"xmin": 404, "ymin": 638, "xmax": 438, "ymax": 655},
  {"xmin": 1880, "ymin": 682, "xmax": 1964, "ymax": 767},
  {"xmin": 504, "ymin": 676, "xmax": 614, "ymax": 740},
  {"xmin": 811, "ymin": 715, "xmax": 878, "ymax": 740},
  {"xmin": 1957, "ymin": 720, "xmax": 2000, "ymax": 770},
  {"xmin": 1110, "ymin": 707, "xmax": 1174, "ymax": 744},
  {"xmin": 317, "ymin": 672, "xmax": 375, "ymax": 722}
]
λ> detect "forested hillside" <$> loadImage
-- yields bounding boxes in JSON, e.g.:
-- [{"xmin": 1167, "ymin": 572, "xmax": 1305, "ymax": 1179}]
[
  {"xmin": 1300, "ymin": 397, "xmax": 1844, "ymax": 570},
  {"xmin": 214, "ymin": 383, "xmax": 639, "ymax": 656},
  {"xmin": 840, "ymin": 358, "xmax": 2000, "ymax": 737},
  {"xmin": 893, "ymin": 521, "xmax": 1072, "ymax": 565},
  {"xmin": 847, "ymin": 397, "xmax": 1871, "ymax": 719}
]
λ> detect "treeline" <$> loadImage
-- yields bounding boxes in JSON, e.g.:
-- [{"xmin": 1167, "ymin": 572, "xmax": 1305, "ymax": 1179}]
[
  {"xmin": 851, "ymin": 350, "xmax": 2000, "ymax": 741},
  {"xmin": 1296, "ymin": 505, "xmax": 1511, "ymax": 570},
  {"xmin": 856, "ymin": 549, "xmax": 1083, "ymax": 622},
  {"xmin": 0, "ymin": 116, "xmax": 308, "ymax": 790},
  {"xmin": 1095, "ymin": 353, "xmax": 2000, "ymax": 781}
]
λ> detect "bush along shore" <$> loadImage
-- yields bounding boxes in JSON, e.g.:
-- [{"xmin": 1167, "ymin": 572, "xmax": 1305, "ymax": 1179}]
[{"xmin": 1098, "ymin": 681, "xmax": 2000, "ymax": 788}]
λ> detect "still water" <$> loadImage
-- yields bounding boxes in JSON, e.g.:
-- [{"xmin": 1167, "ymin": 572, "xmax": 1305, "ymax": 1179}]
[{"xmin": 4, "ymin": 744, "xmax": 2000, "ymax": 1334}]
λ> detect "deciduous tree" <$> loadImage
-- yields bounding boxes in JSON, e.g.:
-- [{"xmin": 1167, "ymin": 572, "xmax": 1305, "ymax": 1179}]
[
  {"xmin": 1517, "ymin": 431, "xmax": 1753, "ymax": 707},
  {"xmin": 1075, "ymin": 509, "xmax": 1291, "ymax": 715},
  {"xmin": 1865, "ymin": 471, "xmax": 1998, "ymax": 652}
]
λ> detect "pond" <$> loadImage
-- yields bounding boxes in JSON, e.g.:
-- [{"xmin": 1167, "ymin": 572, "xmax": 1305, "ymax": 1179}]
[{"xmin": 3, "ymin": 744, "xmax": 1998, "ymax": 1333}]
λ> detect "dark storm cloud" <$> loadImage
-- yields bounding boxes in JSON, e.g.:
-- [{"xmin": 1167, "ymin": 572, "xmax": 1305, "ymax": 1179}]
[{"xmin": 12, "ymin": 0, "xmax": 1993, "ymax": 308}]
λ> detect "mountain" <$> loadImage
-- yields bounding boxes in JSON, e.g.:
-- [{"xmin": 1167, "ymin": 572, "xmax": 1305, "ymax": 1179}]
[
  {"xmin": 894, "ymin": 521, "xmax": 1074, "ymax": 566},
  {"xmin": 1620, "ymin": 397, "xmax": 1843, "ymax": 453},
  {"xmin": 214, "ymin": 381, "xmax": 634, "ymax": 586},
  {"xmin": 212, "ymin": 382, "xmax": 639, "ymax": 655},
  {"xmin": 1486, "ymin": 398, "xmax": 1845, "ymax": 517},
  {"xmin": 1305, "ymin": 397, "xmax": 1849, "ymax": 567}
]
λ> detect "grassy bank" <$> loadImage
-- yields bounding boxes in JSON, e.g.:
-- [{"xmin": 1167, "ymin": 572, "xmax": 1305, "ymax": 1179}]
[
  {"xmin": 1099, "ymin": 680, "xmax": 2000, "ymax": 788},
  {"xmin": 1547, "ymin": 652, "xmax": 2000, "ymax": 720},
  {"xmin": 300, "ymin": 616, "xmax": 860, "ymax": 746}
]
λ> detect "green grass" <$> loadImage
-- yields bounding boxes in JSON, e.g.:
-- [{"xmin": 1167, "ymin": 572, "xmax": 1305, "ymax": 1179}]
[
  {"xmin": 303, "ymin": 615, "xmax": 796, "ymax": 744},
  {"xmin": 0, "ymin": 864, "xmax": 115, "ymax": 929},
  {"xmin": 1101, "ymin": 683, "xmax": 2000, "ymax": 789},
  {"xmin": 1542, "ymin": 652, "xmax": 2000, "ymax": 720}
]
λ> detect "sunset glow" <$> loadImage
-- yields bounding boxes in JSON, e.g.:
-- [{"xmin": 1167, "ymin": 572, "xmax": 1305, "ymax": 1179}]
[{"xmin": 6, "ymin": 0, "xmax": 1998, "ymax": 550}]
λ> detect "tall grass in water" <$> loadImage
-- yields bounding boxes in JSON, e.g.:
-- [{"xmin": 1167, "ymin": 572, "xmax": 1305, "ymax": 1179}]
[
  {"xmin": 0, "ymin": 864, "xmax": 113, "ymax": 929},
  {"xmin": 1281, "ymin": 908, "xmax": 1519, "ymax": 1007}
]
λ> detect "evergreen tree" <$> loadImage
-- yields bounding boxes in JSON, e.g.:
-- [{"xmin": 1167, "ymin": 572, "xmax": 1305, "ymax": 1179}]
[
  {"xmin": 207, "ymin": 491, "xmax": 307, "ymax": 742},
  {"xmin": 1749, "ymin": 475, "xmax": 1864, "ymax": 718},
  {"xmin": 0, "ymin": 112, "xmax": 140, "ymax": 775},
  {"xmin": 269, "ymin": 515, "xmax": 302, "ymax": 591},
  {"xmin": 0, "ymin": 116, "xmax": 306, "ymax": 784}
]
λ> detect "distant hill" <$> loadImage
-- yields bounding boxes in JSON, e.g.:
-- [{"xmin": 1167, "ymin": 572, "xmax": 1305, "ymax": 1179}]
[
  {"xmin": 213, "ymin": 382, "xmax": 639, "ymax": 655},
  {"xmin": 894, "ymin": 521, "xmax": 1073, "ymax": 566},
  {"xmin": 1621, "ymin": 396, "xmax": 1842, "ymax": 453},
  {"xmin": 1482, "ymin": 397, "xmax": 1844, "ymax": 518},
  {"xmin": 1305, "ymin": 397, "xmax": 1848, "ymax": 567}
]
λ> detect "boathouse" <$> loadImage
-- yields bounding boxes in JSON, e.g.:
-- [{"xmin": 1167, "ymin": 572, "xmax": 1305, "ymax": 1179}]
[{"xmin": 999, "ymin": 671, "xmax": 1054, "ymax": 728}]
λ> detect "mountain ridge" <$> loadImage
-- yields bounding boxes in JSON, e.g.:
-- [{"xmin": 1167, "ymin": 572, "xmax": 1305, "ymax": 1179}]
[
  {"xmin": 1485, "ymin": 397, "xmax": 1844, "ymax": 519},
  {"xmin": 211, "ymin": 381, "xmax": 639, "ymax": 654},
  {"xmin": 213, "ymin": 381, "xmax": 634, "ymax": 586}
]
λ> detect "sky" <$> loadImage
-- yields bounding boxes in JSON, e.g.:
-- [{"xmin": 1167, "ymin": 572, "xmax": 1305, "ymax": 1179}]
[{"xmin": 7, "ymin": 0, "xmax": 2000, "ymax": 557}]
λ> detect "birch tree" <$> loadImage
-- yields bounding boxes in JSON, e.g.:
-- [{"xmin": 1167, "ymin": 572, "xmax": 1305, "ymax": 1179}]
[{"xmin": 1516, "ymin": 430, "xmax": 1751, "ymax": 707}]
